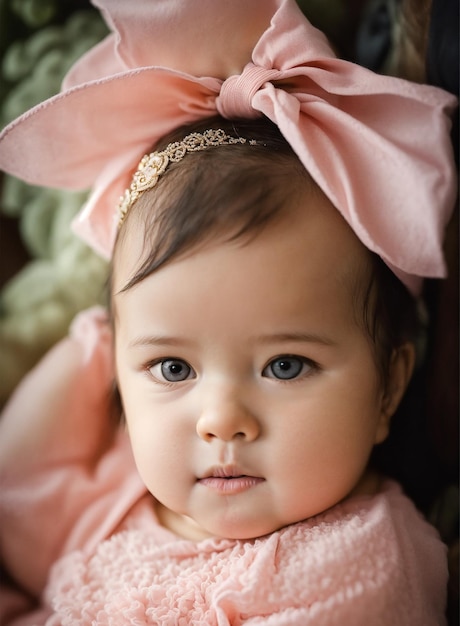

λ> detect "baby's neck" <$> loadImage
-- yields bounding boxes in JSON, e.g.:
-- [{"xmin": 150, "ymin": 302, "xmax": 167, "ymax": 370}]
[
  {"xmin": 348, "ymin": 469, "xmax": 383, "ymax": 499},
  {"xmin": 154, "ymin": 500, "xmax": 215, "ymax": 541}
]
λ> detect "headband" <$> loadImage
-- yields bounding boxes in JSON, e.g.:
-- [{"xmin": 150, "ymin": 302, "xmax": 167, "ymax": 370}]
[
  {"xmin": 117, "ymin": 129, "xmax": 256, "ymax": 225},
  {"xmin": 0, "ymin": 0, "xmax": 457, "ymax": 295}
]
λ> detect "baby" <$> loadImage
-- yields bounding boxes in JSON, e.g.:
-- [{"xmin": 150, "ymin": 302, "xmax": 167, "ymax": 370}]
[
  {"xmin": 112, "ymin": 117, "xmax": 416, "ymax": 541},
  {"xmin": 0, "ymin": 1, "xmax": 457, "ymax": 624}
]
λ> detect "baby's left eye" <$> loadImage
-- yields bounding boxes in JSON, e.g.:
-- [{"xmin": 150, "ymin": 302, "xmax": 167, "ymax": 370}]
[{"xmin": 263, "ymin": 356, "xmax": 313, "ymax": 380}]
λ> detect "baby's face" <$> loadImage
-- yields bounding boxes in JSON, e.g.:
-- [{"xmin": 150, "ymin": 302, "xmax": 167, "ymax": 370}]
[{"xmin": 113, "ymin": 190, "xmax": 391, "ymax": 541}]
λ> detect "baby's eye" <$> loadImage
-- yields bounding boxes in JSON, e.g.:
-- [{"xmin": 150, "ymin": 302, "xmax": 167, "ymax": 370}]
[
  {"xmin": 263, "ymin": 356, "xmax": 313, "ymax": 380},
  {"xmin": 149, "ymin": 359, "xmax": 195, "ymax": 383}
]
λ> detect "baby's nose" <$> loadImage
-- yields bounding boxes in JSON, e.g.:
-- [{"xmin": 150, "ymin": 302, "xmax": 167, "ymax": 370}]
[{"xmin": 196, "ymin": 395, "xmax": 260, "ymax": 443}]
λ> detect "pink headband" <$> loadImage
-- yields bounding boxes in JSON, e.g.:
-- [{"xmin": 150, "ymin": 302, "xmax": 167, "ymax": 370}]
[{"xmin": 0, "ymin": 0, "xmax": 457, "ymax": 295}]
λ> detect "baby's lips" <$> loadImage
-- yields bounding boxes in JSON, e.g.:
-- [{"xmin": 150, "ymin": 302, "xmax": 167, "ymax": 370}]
[{"xmin": 199, "ymin": 464, "xmax": 261, "ymax": 480}]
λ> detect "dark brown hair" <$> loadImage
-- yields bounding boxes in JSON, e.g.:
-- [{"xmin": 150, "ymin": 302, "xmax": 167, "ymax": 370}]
[{"xmin": 114, "ymin": 117, "xmax": 311, "ymax": 288}]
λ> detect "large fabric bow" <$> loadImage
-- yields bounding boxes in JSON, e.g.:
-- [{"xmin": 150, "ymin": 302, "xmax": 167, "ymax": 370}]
[{"xmin": 0, "ymin": 0, "xmax": 457, "ymax": 294}]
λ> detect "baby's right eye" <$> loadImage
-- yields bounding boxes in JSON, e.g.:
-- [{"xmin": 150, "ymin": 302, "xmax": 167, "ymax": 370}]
[{"xmin": 148, "ymin": 359, "xmax": 195, "ymax": 383}]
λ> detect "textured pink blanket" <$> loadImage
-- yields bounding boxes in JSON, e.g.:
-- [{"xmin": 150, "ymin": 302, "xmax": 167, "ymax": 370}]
[{"xmin": 42, "ymin": 486, "xmax": 447, "ymax": 626}]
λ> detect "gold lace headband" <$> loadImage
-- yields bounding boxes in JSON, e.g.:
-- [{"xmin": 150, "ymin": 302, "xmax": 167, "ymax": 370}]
[{"xmin": 117, "ymin": 129, "xmax": 258, "ymax": 225}]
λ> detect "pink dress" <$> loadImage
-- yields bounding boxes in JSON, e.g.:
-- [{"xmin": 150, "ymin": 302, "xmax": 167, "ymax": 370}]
[{"xmin": 0, "ymin": 309, "xmax": 448, "ymax": 625}]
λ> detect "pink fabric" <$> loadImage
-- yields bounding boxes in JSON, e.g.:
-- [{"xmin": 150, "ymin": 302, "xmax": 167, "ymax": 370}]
[
  {"xmin": 0, "ymin": 309, "xmax": 449, "ymax": 625},
  {"xmin": 42, "ymin": 488, "xmax": 447, "ymax": 626},
  {"xmin": 0, "ymin": 0, "xmax": 457, "ymax": 294}
]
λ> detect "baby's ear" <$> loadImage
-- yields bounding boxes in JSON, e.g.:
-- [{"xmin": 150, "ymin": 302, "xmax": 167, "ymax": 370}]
[{"xmin": 375, "ymin": 342, "xmax": 416, "ymax": 444}]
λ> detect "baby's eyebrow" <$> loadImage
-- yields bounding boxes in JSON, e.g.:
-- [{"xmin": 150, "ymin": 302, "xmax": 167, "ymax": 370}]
[
  {"xmin": 127, "ymin": 335, "xmax": 195, "ymax": 349},
  {"xmin": 254, "ymin": 332, "xmax": 336, "ymax": 347}
]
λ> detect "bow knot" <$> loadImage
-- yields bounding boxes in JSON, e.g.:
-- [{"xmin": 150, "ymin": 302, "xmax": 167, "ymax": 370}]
[
  {"xmin": 216, "ymin": 63, "xmax": 280, "ymax": 119},
  {"xmin": 0, "ymin": 0, "xmax": 456, "ymax": 294}
]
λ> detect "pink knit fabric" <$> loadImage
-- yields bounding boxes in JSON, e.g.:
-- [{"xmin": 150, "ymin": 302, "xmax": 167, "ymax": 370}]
[
  {"xmin": 41, "ymin": 489, "xmax": 447, "ymax": 626},
  {"xmin": 0, "ymin": 0, "xmax": 457, "ymax": 294},
  {"xmin": 0, "ymin": 309, "xmax": 448, "ymax": 625}
]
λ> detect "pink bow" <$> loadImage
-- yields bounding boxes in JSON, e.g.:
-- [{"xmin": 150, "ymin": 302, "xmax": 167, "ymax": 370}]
[{"xmin": 0, "ymin": 0, "xmax": 456, "ymax": 294}]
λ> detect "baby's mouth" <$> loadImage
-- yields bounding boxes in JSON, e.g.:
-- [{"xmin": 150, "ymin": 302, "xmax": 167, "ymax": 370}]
[{"xmin": 198, "ymin": 465, "xmax": 265, "ymax": 494}]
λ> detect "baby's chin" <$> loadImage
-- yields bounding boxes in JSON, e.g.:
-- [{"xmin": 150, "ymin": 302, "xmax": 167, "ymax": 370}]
[{"xmin": 156, "ymin": 502, "xmax": 295, "ymax": 541}]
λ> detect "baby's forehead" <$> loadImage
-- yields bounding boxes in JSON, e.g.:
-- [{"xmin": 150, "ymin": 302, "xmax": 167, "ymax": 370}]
[{"xmin": 112, "ymin": 181, "xmax": 370, "ymax": 302}]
